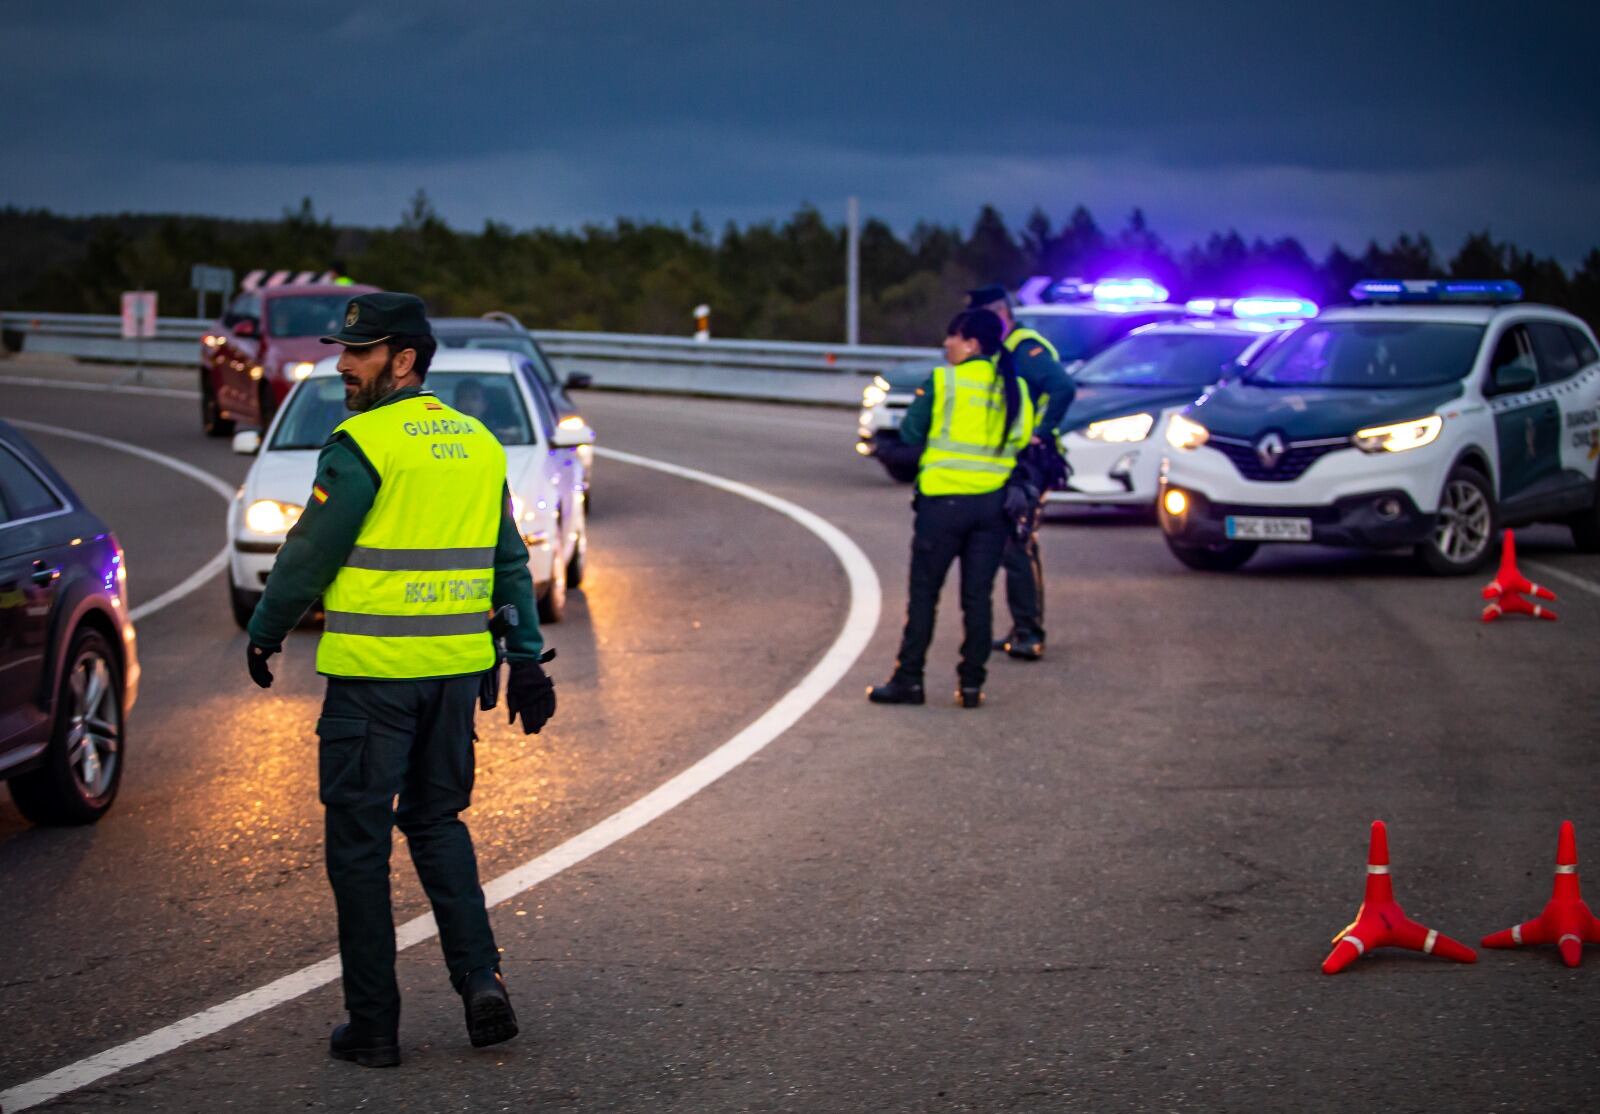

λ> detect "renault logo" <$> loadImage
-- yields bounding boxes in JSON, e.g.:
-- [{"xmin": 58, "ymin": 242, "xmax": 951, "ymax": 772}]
[{"xmin": 1256, "ymin": 431, "xmax": 1285, "ymax": 469}]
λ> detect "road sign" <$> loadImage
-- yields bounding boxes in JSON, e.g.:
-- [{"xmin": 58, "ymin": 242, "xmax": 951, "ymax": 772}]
[
  {"xmin": 190, "ymin": 264, "xmax": 235, "ymax": 317},
  {"xmin": 121, "ymin": 291, "xmax": 157, "ymax": 338}
]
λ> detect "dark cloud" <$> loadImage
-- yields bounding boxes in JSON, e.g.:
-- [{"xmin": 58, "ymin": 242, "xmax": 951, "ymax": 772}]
[{"xmin": 6, "ymin": 1, "xmax": 1599, "ymax": 259}]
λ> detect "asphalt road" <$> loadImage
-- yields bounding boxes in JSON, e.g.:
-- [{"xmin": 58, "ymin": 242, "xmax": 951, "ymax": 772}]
[{"xmin": 2, "ymin": 361, "xmax": 1598, "ymax": 1112}]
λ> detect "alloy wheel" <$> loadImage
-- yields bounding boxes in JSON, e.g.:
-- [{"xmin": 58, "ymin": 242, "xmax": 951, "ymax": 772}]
[
  {"xmin": 1433, "ymin": 479, "xmax": 1491, "ymax": 565},
  {"xmin": 66, "ymin": 650, "xmax": 120, "ymax": 799}
]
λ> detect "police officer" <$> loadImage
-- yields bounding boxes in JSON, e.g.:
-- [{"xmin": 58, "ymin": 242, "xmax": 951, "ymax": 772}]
[
  {"xmin": 244, "ymin": 292, "xmax": 555, "ymax": 1067},
  {"xmin": 965, "ymin": 284, "xmax": 1074, "ymax": 661},
  {"xmin": 868, "ymin": 308, "xmax": 1034, "ymax": 708}
]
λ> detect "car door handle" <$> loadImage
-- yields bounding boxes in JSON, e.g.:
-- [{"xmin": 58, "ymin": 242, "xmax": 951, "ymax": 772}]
[{"xmin": 30, "ymin": 563, "xmax": 60, "ymax": 586}]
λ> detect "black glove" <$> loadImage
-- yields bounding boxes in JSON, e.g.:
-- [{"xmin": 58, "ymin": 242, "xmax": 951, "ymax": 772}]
[
  {"xmin": 246, "ymin": 642, "xmax": 279, "ymax": 689},
  {"xmin": 505, "ymin": 650, "xmax": 556, "ymax": 735}
]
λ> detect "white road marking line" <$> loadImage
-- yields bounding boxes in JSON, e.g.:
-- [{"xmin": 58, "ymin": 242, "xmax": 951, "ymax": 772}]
[
  {"xmin": 0, "ymin": 374, "xmax": 198, "ymax": 399},
  {"xmin": 7, "ymin": 420, "xmax": 234, "ymax": 623},
  {"xmin": 1524, "ymin": 560, "xmax": 1600, "ymax": 599},
  {"xmin": 0, "ymin": 444, "xmax": 881, "ymax": 1113}
]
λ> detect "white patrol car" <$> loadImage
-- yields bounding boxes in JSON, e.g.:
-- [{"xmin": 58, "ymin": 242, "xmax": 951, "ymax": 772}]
[
  {"xmin": 1158, "ymin": 279, "xmax": 1600, "ymax": 574},
  {"xmin": 226, "ymin": 349, "xmax": 594, "ymax": 627},
  {"xmin": 855, "ymin": 278, "xmax": 1187, "ymax": 482},
  {"xmin": 1052, "ymin": 297, "xmax": 1315, "ymax": 508}
]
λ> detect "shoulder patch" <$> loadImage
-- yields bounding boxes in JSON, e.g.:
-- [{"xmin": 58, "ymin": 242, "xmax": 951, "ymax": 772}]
[
  {"xmin": 1027, "ymin": 345, "xmax": 1043, "ymax": 357},
  {"xmin": 312, "ymin": 484, "xmax": 329, "ymax": 504}
]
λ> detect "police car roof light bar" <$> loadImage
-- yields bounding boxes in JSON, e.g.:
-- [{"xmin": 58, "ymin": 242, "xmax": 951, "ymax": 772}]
[
  {"xmin": 1093, "ymin": 277, "xmax": 1170, "ymax": 305},
  {"xmin": 1231, "ymin": 296, "xmax": 1319, "ymax": 320},
  {"xmin": 1350, "ymin": 278, "xmax": 1523, "ymax": 304}
]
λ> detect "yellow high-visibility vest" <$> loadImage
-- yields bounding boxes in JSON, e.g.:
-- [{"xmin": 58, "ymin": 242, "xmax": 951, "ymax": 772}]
[
  {"xmin": 318, "ymin": 394, "xmax": 506, "ymax": 679},
  {"xmin": 1004, "ymin": 325, "xmax": 1059, "ymax": 362},
  {"xmin": 918, "ymin": 357, "xmax": 1035, "ymax": 496}
]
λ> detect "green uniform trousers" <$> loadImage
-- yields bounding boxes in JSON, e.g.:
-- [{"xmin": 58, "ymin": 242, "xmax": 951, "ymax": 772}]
[{"xmin": 317, "ymin": 674, "xmax": 499, "ymax": 1032}]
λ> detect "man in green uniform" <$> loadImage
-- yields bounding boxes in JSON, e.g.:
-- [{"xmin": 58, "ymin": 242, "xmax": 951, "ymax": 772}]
[
  {"xmin": 244, "ymin": 292, "xmax": 555, "ymax": 1067},
  {"xmin": 966, "ymin": 285, "xmax": 1075, "ymax": 661}
]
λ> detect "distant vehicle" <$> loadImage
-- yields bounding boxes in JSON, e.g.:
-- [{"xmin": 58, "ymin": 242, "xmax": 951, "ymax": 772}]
[
  {"xmin": 0, "ymin": 420, "xmax": 138, "ymax": 825},
  {"xmin": 856, "ymin": 279, "xmax": 1188, "ymax": 482},
  {"xmin": 200, "ymin": 282, "xmax": 382, "ymax": 437},
  {"xmin": 1159, "ymin": 279, "xmax": 1600, "ymax": 573},
  {"xmin": 226, "ymin": 350, "xmax": 593, "ymax": 628},
  {"xmin": 432, "ymin": 314, "xmax": 597, "ymax": 502},
  {"xmin": 1052, "ymin": 297, "xmax": 1316, "ymax": 509}
]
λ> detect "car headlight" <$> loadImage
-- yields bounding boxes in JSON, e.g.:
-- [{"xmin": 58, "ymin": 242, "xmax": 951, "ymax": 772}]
[
  {"xmin": 1166, "ymin": 413, "xmax": 1210, "ymax": 451},
  {"xmin": 511, "ymin": 493, "xmax": 526, "ymax": 522},
  {"xmin": 244, "ymin": 499, "xmax": 304, "ymax": 536},
  {"xmin": 1354, "ymin": 415, "xmax": 1443, "ymax": 454},
  {"xmin": 862, "ymin": 375, "xmax": 890, "ymax": 409},
  {"xmin": 1084, "ymin": 412, "xmax": 1154, "ymax": 443},
  {"xmin": 288, "ymin": 361, "xmax": 315, "ymax": 381}
]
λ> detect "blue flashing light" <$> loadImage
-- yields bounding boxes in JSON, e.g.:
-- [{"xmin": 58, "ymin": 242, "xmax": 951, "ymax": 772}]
[
  {"xmin": 1043, "ymin": 278, "xmax": 1096, "ymax": 303},
  {"xmin": 1351, "ymin": 278, "xmax": 1523, "ymax": 304},
  {"xmin": 1093, "ymin": 277, "xmax": 1170, "ymax": 305},
  {"xmin": 1232, "ymin": 296, "xmax": 1318, "ymax": 320},
  {"xmin": 1185, "ymin": 298, "xmax": 1222, "ymax": 316}
]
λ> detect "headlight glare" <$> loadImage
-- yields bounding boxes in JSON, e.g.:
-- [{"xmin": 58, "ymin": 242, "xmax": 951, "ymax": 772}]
[
  {"xmin": 1166, "ymin": 413, "xmax": 1210, "ymax": 451},
  {"xmin": 1354, "ymin": 414, "xmax": 1442, "ymax": 453},
  {"xmin": 862, "ymin": 384, "xmax": 888, "ymax": 408},
  {"xmin": 244, "ymin": 499, "xmax": 303, "ymax": 536},
  {"xmin": 1084, "ymin": 412, "xmax": 1154, "ymax": 442},
  {"xmin": 288, "ymin": 361, "xmax": 315, "ymax": 380}
]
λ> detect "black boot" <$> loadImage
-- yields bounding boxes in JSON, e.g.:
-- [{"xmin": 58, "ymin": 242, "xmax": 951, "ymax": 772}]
[
  {"xmin": 461, "ymin": 967, "xmax": 519, "ymax": 1048},
  {"xmin": 867, "ymin": 677, "xmax": 925, "ymax": 705},
  {"xmin": 957, "ymin": 686, "xmax": 984, "ymax": 709},
  {"xmin": 1003, "ymin": 635, "xmax": 1044, "ymax": 661},
  {"xmin": 329, "ymin": 1022, "xmax": 401, "ymax": 1068}
]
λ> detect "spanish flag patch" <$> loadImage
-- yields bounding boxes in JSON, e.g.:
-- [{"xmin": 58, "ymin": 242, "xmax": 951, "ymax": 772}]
[
  {"xmin": 1027, "ymin": 345, "xmax": 1043, "ymax": 357},
  {"xmin": 424, "ymin": 400, "xmax": 443, "ymax": 410},
  {"xmin": 312, "ymin": 485, "xmax": 329, "ymax": 504}
]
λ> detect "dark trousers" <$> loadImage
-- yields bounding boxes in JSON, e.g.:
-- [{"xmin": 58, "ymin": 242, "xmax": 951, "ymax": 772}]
[
  {"xmin": 893, "ymin": 489, "xmax": 1009, "ymax": 689},
  {"xmin": 1001, "ymin": 492, "xmax": 1045, "ymax": 642},
  {"xmin": 317, "ymin": 675, "xmax": 499, "ymax": 1032}
]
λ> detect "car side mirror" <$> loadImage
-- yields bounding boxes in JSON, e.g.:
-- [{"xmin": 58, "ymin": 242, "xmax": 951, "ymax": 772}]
[
  {"xmin": 234, "ymin": 318, "xmax": 258, "ymax": 337},
  {"xmin": 565, "ymin": 371, "xmax": 593, "ymax": 390},
  {"xmin": 232, "ymin": 430, "xmax": 262, "ymax": 455},
  {"xmin": 550, "ymin": 422, "xmax": 595, "ymax": 449},
  {"xmin": 1492, "ymin": 363, "xmax": 1537, "ymax": 394}
]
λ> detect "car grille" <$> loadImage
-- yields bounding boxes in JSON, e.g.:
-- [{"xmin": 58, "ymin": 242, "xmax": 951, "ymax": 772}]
[{"xmin": 1208, "ymin": 436, "xmax": 1350, "ymax": 482}]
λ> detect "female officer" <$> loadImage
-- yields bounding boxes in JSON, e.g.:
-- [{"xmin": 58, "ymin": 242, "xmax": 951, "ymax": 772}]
[{"xmin": 868, "ymin": 308, "xmax": 1034, "ymax": 709}]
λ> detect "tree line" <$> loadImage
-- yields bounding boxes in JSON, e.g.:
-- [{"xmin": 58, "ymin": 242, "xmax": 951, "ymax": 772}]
[{"xmin": 3, "ymin": 195, "xmax": 1597, "ymax": 344}]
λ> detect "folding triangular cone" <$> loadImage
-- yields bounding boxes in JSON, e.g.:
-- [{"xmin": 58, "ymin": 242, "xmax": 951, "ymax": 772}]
[
  {"xmin": 1481, "ymin": 592, "xmax": 1558, "ymax": 623},
  {"xmin": 1322, "ymin": 820, "xmax": 1477, "ymax": 974},
  {"xmin": 1482, "ymin": 529, "xmax": 1557, "ymax": 601},
  {"xmin": 1482, "ymin": 821, "xmax": 1600, "ymax": 967}
]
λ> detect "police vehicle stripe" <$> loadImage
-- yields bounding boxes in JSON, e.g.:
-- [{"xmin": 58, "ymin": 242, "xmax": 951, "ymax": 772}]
[
  {"xmin": 323, "ymin": 611, "xmax": 489, "ymax": 637},
  {"xmin": 344, "ymin": 545, "xmax": 496, "ymax": 571}
]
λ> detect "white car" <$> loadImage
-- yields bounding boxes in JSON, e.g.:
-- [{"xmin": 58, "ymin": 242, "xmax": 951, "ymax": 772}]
[
  {"xmin": 1158, "ymin": 279, "xmax": 1600, "ymax": 574},
  {"xmin": 227, "ymin": 349, "xmax": 593, "ymax": 627},
  {"xmin": 1052, "ymin": 299, "xmax": 1313, "ymax": 508}
]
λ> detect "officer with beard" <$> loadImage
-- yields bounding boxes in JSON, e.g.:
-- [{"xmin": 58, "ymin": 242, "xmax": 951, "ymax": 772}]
[{"xmin": 245, "ymin": 292, "xmax": 555, "ymax": 1067}]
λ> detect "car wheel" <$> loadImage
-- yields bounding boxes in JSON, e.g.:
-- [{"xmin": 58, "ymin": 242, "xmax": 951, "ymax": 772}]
[
  {"xmin": 1416, "ymin": 466, "xmax": 1496, "ymax": 575},
  {"xmin": 201, "ymin": 374, "xmax": 234, "ymax": 437},
  {"xmin": 537, "ymin": 544, "xmax": 568, "ymax": 623},
  {"xmin": 1164, "ymin": 536, "xmax": 1258, "ymax": 572},
  {"xmin": 1569, "ymin": 482, "xmax": 1600, "ymax": 553},
  {"xmin": 566, "ymin": 528, "xmax": 587, "ymax": 590},
  {"xmin": 230, "ymin": 578, "xmax": 261, "ymax": 631},
  {"xmin": 8, "ymin": 627, "xmax": 124, "ymax": 825}
]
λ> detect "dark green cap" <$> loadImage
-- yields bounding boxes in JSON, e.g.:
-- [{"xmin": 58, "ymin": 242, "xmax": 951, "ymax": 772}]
[
  {"xmin": 321, "ymin": 292, "xmax": 431, "ymax": 347},
  {"xmin": 966, "ymin": 284, "xmax": 1011, "ymax": 309}
]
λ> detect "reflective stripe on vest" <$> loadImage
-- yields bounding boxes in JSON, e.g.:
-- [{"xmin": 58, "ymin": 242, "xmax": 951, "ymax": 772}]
[
  {"xmin": 318, "ymin": 393, "xmax": 506, "ymax": 679},
  {"xmin": 918, "ymin": 358, "xmax": 1035, "ymax": 496}
]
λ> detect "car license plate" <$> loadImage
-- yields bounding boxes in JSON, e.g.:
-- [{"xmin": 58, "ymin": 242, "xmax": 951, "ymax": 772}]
[{"xmin": 1226, "ymin": 515, "xmax": 1312, "ymax": 541}]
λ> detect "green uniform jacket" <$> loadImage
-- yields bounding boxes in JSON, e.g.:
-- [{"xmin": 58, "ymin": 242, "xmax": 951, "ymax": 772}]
[{"xmin": 247, "ymin": 386, "xmax": 543, "ymax": 664}]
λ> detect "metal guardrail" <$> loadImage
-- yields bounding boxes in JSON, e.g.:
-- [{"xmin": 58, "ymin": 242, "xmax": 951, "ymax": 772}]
[{"xmin": 1, "ymin": 311, "xmax": 937, "ymax": 405}]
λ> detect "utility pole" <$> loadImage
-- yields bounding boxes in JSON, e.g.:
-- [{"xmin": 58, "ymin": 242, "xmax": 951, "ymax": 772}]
[{"xmin": 845, "ymin": 196, "xmax": 860, "ymax": 348}]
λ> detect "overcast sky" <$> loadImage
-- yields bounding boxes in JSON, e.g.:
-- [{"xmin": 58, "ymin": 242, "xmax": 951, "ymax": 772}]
[{"xmin": 7, "ymin": 1, "xmax": 1599, "ymax": 262}]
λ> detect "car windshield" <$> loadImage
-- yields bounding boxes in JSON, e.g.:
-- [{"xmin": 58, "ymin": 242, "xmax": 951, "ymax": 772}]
[
  {"xmin": 1074, "ymin": 333, "xmax": 1256, "ymax": 387},
  {"xmin": 269, "ymin": 372, "xmax": 536, "ymax": 450},
  {"xmin": 1244, "ymin": 321, "xmax": 1485, "ymax": 388},
  {"xmin": 439, "ymin": 333, "xmax": 561, "ymax": 389},
  {"xmin": 267, "ymin": 295, "xmax": 352, "ymax": 338},
  {"xmin": 1015, "ymin": 312, "xmax": 1174, "ymax": 362}
]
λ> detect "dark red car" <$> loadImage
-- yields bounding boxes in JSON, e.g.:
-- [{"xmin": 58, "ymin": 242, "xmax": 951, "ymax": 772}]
[{"xmin": 199, "ymin": 283, "xmax": 380, "ymax": 436}]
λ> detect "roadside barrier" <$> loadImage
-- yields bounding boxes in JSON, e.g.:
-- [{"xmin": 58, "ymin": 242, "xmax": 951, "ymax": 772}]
[
  {"xmin": 1322, "ymin": 820, "xmax": 1477, "ymax": 975},
  {"xmin": 1482, "ymin": 821, "xmax": 1600, "ymax": 967},
  {"xmin": 1482, "ymin": 530, "xmax": 1559, "ymax": 621}
]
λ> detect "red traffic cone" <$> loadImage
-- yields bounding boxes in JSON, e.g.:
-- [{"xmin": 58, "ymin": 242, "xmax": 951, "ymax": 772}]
[
  {"xmin": 1482, "ymin": 529, "xmax": 1556, "ymax": 601},
  {"xmin": 1322, "ymin": 820, "xmax": 1477, "ymax": 974},
  {"xmin": 1481, "ymin": 821, "xmax": 1600, "ymax": 967},
  {"xmin": 1481, "ymin": 592, "xmax": 1558, "ymax": 623}
]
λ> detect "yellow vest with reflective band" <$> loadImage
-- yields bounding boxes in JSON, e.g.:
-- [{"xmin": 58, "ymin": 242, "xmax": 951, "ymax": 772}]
[
  {"xmin": 1004, "ymin": 325, "xmax": 1059, "ymax": 426},
  {"xmin": 317, "ymin": 394, "xmax": 506, "ymax": 680},
  {"xmin": 918, "ymin": 357, "xmax": 1035, "ymax": 496}
]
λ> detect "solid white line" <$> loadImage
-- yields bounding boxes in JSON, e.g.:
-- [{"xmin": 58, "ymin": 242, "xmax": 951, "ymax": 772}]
[
  {"xmin": 0, "ymin": 374, "xmax": 198, "ymax": 399},
  {"xmin": 0, "ymin": 444, "xmax": 881, "ymax": 1113},
  {"xmin": 1524, "ymin": 560, "xmax": 1600, "ymax": 599},
  {"xmin": 7, "ymin": 420, "xmax": 235, "ymax": 624}
]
